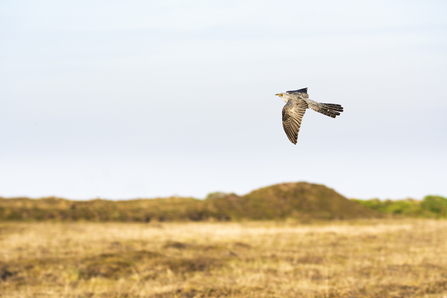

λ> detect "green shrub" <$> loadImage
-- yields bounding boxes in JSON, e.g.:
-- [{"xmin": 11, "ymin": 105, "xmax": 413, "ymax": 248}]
[
  {"xmin": 352, "ymin": 195, "xmax": 447, "ymax": 218},
  {"xmin": 421, "ymin": 195, "xmax": 447, "ymax": 218}
]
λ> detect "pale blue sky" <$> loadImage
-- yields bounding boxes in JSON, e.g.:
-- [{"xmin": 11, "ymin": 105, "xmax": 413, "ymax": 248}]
[{"xmin": 1, "ymin": 0, "xmax": 446, "ymax": 200}]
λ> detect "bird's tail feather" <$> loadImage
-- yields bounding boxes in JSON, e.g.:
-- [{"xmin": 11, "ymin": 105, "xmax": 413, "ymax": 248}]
[
  {"xmin": 313, "ymin": 103, "xmax": 344, "ymax": 118},
  {"xmin": 322, "ymin": 103, "xmax": 344, "ymax": 112}
]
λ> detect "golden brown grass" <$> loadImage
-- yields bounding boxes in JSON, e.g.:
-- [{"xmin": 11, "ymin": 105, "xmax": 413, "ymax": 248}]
[{"xmin": 1, "ymin": 219, "xmax": 447, "ymax": 297}]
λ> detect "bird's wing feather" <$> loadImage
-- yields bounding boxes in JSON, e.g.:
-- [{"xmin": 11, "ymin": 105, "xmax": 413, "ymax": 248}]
[{"xmin": 282, "ymin": 99, "xmax": 308, "ymax": 144}]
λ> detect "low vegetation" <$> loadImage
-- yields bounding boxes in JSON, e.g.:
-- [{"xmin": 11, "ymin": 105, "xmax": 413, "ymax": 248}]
[
  {"xmin": 0, "ymin": 182, "xmax": 378, "ymax": 222},
  {"xmin": 1, "ymin": 182, "xmax": 445, "ymax": 223},
  {"xmin": 1, "ymin": 219, "xmax": 447, "ymax": 297},
  {"xmin": 352, "ymin": 195, "xmax": 447, "ymax": 218}
]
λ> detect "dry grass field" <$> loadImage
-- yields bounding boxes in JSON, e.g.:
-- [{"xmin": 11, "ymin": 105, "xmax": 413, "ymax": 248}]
[{"xmin": 1, "ymin": 219, "xmax": 447, "ymax": 297}]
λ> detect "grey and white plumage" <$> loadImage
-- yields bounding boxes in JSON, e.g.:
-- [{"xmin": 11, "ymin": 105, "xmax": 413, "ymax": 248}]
[{"xmin": 275, "ymin": 87, "xmax": 344, "ymax": 144}]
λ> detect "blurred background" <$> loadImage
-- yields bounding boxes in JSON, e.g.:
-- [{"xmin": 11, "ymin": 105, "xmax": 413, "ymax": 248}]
[{"xmin": 1, "ymin": 0, "xmax": 446, "ymax": 200}]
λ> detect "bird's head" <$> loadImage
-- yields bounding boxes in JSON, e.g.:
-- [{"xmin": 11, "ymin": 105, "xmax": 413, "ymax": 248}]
[{"xmin": 275, "ymin": 93, "xmax": 288, "ymax": 103}]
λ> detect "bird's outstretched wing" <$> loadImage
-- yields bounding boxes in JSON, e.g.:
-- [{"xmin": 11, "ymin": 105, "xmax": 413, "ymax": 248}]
[
  {"xmin": 282, "ymin": 99, "xmax": 308, "ymax": 144},
  {"xmin": 286, "ymin": 88, "xmax": 308, "ymax": 98},
  {"xmin": 286, "ymin": 87, "xmax": 307, "ymax": 94}
]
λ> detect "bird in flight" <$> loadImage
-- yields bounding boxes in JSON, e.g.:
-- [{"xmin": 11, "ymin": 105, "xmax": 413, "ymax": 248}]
[{"xmin": 275, "ymin": 87, "xmax": 344, "ymax": 144}]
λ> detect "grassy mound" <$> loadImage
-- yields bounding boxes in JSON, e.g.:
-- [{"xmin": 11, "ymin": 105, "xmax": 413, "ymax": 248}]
[{"xmin": 206, "ymin": 182, "xmax": 379, "ymax": 220}]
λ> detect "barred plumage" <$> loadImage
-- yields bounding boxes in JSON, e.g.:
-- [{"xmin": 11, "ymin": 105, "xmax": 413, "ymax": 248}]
[{"xmin": 275, "ymin": 87, "xmax": 344, "ymax": 144}]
